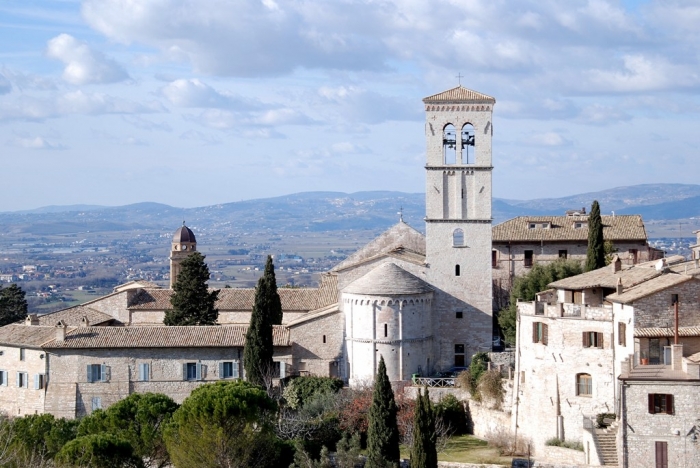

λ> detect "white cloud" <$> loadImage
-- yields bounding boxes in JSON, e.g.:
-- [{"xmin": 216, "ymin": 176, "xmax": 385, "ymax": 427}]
[
  {"xmin": 0, "ymin": 73, "xmax": 10, "ymax": 95},
  {"xmin": 161, "ymin": 79, "xmax": 260, "ymax": 109},
  {"xmin": 318, "ymin": 86, "xmax": 421, "ymax": 123},
  {"xmin": 46, "ymin": 33, "xmax": 129, "ymax": 85},
  {"xmin": 8, "ymin": 136, "xmax": 66, "ymax": 150},
  {"xmin": 586, "ymin": 54, "xmax": 700, "ymax": 93},
  {"xmin": 526, "ymin": 132, "xmax": 571, "ymax": 147}
]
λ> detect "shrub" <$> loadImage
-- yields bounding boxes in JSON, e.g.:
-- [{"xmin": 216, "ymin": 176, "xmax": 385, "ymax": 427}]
[
  {"xmin": 55, "ymin": 433, "xmax": 144, "ymax": 468},
  {"xmin": 434, "ymin": 394, "xmax": 467, "ymax": 435},
  {"xmin": 477, "ymin": 370, "xmax": 505, "ymax": 409},
  {"xmin": 545, "ymin": 437, "xmax": 584, "ymax": 451},
  {"xmin": 596, "ymin": 413, "xmax": 616, "ymax": 428},
  {"xmin": 283, "ymin": 376, "xmax": 344, "ymax": 410}
]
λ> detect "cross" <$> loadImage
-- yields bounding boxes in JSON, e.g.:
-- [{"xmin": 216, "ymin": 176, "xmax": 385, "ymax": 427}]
[
  {"xmin": 456, "ymin": 72, "xmax": 463, "ymax": 85},
  {"xmin": 398, "ymin": 206, "xmax": 404, "ymax": 222}
]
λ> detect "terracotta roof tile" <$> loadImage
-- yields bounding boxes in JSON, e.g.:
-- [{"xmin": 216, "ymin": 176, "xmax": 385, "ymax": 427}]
[
  {"xmin": 344, "ymin": 263, "xmax": 433, "ymax": 295},
  {"xmin": 607, "ymin": 274, "xmax": 695, "ymax": 304},
  {"xmin": 423, "ymin": 86, "xmax": 495, "ymax": 104},
  {"xmin": 548, "ymin": 260, "xmax": 661, "ymax": 290},
  {"xmin": 492, "ymin": 215, "xmax": 647, "ymax": 242},
  {"xmin": 0, "ymin": 324, "xmax": 59, "ymax": 348},
  {"xmin": 634, "ymin": 326, "xmax": 700, "ymax": 338},
  {"xmin": 36, "ymin": 306, "xmax": 116, "ymax": 327}
]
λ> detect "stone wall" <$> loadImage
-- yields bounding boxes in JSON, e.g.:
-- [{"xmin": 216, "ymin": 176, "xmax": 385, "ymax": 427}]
[
  {"xmin": 632, "ymin": 278, "xmax": 700, "ymax": 328},
  {"xmin": 0, "ymin": 345, "xmax": 47, "ymax": 417},
  {"xmin": 289, "ymin": 309, "xmax": 344, "ymax": 378},
  {"xmin": 86, "ymin": 291, "xmax": 130, "ymax": 323}
]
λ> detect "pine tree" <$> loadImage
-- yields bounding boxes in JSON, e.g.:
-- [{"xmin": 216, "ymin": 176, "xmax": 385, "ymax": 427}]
[
  {"xmin": 585, "ymin": 200, "xmax": 606, "ymax": 272},
  {"xmin": 0, "ymin": 283, "xmax": 28, "ymax": 327},
  {"xmin": 164, "ymin": 252, "xmax": 219, "ymax": 326},
  {"xmin": 366, "ymin": 356, "xmax": 400, "ymax": 468},
  {"xmin": 244, "ymin": 255, "xmax": 280, "ymax": 386},
  {"xmin": 411, "ymin": 387, "xmax": 438, "ymax": 468}
]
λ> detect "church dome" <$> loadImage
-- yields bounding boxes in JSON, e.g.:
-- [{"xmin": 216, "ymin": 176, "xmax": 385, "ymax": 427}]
[
  {"xmin": 173, "ymin": 224, "xmax": 196, "ymax": 243},
  {"xmin": 343, "ymin": 263, "xmax": 432, "ymax": 296}
]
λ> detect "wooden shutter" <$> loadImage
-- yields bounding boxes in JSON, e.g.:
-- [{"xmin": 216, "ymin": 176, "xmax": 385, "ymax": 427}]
[
  {"xmin": 196, "ymin": 362, "xmax": 202, "ymax": 381},
  {"xmin": 87, "ymin": 365, "xmax": 93, "ymax": 383},
  {"xmin": 583, "ymin": 332, "xmax": 590, "ymax": 347},
  {"xmin": 666, "ymin": 395, "xmax": 674, "ymax": 415},
  {"xmin": 542, "ymin": 324, "xmax": 548, "ymax": 345},
  {"xmin": 648, "ymin": 394, "xmax": 655, "ymax": 413},
  {"xmin": 655, "ymin": 441, "xmax": 668, "ymax": 468},
  {"xmin": 101, "ymin": 364, "xmax": 110, "ymax": 382},
  {"xmin": 533, "ymin": 323, "xmax": 538, "ymax": 343},
  {"xmin": 233, "ymin": 361, "xmax": 239, "ymax": 379},
  {"xmin": 597, "ymin": 332, "xmax": 604, "ymax": 348},
  {"xmin": 218, "ymin": 362, "xmax": 224, "ymax": 379},
  {"xmin": 16, "ymin": 372, "xmax": 21, "ymax": 388},
  {"xmin": 0, "ymin": 371, "xmax": 5, "ymax": 387},
  {"xmin": 182, "ymin": 363, "xmax": 188, "ymax": 381}
]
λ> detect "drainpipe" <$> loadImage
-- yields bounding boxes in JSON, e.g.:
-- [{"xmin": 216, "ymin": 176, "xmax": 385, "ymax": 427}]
[{"xmin": 513, "ymin": 305, "xmax": 521, "ymax": 448}]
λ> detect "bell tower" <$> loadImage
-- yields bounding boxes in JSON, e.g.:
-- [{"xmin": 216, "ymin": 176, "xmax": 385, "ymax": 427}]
[
  {"xmin": 422, "ymin": 86, "xmax": 495, "ymax": 366},
  {"xmin": 170, "ymin": 222, "xmax": 197, "ymax": 288}
]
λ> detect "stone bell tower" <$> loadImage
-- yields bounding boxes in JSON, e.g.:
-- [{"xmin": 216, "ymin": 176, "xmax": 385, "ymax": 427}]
[
  {"xmin": 422, "ymin": 86, "xmax": 495, "ymax": 366},
  {"xmin": 170, "ymin": 222, "xmax": 197, "ymax": 288}
]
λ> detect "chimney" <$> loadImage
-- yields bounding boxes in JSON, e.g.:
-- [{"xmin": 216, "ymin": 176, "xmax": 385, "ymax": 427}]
[
  {"xmin": 611, "ymin": 255, "xmax": 621, "ymax": 273},
  {"xmin": 80, "ymin": 316, "xmax": 90, "ymax": 327},
  {"xmin": 25, "ymin": 314, "xmax": 39, "ymax": 326},
  {"xmin": 616, "ymin": 277, "xmax": 623, "ymax": 295},
  {"xmin": 582, "ymin": 207, "xmax": 586, "ymax": 214},
  {"xmin": 55, "ymin": 320, "xmax": 67, "ymax": 342},
  {"xmin": 671, "ymin": 344, "xmax": 683, "ymax": 371}
]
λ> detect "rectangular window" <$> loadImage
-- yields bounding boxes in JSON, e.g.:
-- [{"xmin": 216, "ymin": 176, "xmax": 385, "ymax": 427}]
[
  {"xmin": 34, "ymin": 374, "xmax": 44, "ymax": 390},
  {"xmin": 219, "ymin": 361, "xmax": 239, "ymax": 379},
  {"xmin": 558, "ymin": 250, "xmax": 568, "ymax": 259},
  {"xmin": 655, "ymin": 441, "xmax": 668, "ymax": 468},
  {"xmin": 384, "ymin": 323, "xmax": 388, "ymax": 337},
  {"xmin": 19, "ymin": 348, "xmax": 25, "ymax": 361},
  {"xmin": 648, "ymin": 394, "xmax": 674, "ymax": 415},
  {"xmin": 524, "ymin": 250, "xmax": 533, "ymax": 268},
  {"xmin": 138, "ymin": 363, "xmax": 150, "ymax": 382},
  {"xmin": 322, "ymin": 335, "xmax": 326, "ymax": 343},
  {"xmin": 618, "ymin": 322, "xmax": 627, "ymax": 346},
  {"xmin": 455, "ymin": 311, "xmax": 463, "ymax": 319},
  {"xmin": 576, "ymin": 374, "xmax": 592, "ymax": 396},
  {"xmin": 532, "ymin": 322, "xmax": 548, "ymax": 345},
  {"xmin": 582, "ymin": 332, "xmax": 604, "ymax": 348},
  {"xmin": 0, "ymin": 370, "xmax": 7, "ymax": 387},
  {"xmin": 629, "ymin": 249, "xmax": 638, "ymax": 264},
  {"xmin": 454, "ymin": 344, "xmax": 465, "ymax": 367},
  {"xmin": 92, "ymin": 397, "xmax": 102, "ymax": 411},
  {"xmin": 16, "ymin": 372, "xmax": 28, "ymax": 388},
  {"xmin": 184, "ymin": 362, "xmax": 202, "ymax": 381},
  {"xmin": 671, "ymin": 294, "xmax": 679, "ymax": 305},
  {"xmin": 491, "ymin": 250, "xmax": 497, "ymax": 268},
  {"xmin": 87, "ymin": 364, "xmax": 109, "ymax": 383}
]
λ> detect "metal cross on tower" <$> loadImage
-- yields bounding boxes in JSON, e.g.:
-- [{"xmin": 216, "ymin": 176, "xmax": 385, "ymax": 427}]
[{"xmin": 456, "ymin": 73, "xmax": 463, "ymax": 85}]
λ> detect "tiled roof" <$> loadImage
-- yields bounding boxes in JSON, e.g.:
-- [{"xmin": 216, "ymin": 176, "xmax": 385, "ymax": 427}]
[
  {"xmin": 492, "ymin": 215, "xmax": 647, "ymax": 242},
  {"xmin": 36, "ymin": 306, "xmax": 116, "ymax": 327},
  {"xmin": 423, "ymin": 86, "xmax": 495, "ymax": 104},
  {"xmin": 634, "ymin": 326, "xmax": 700, "ymax": 338},
  {"xmin": 129, "ymin": 275, "xmax": 338, "ymax": 312},
  {"xmin": 113, "ymin": 280, "xmax": 162, "ymax": 292},
  {"xmin": 548, "ymin": 260, "xmax": 661, "ymax": 290},
  {"xmin": 344, "ymin": 263, "xmax": 433, "ymax": 296},
  {"xmin": 607, "ymin": 274, "xmax": 695, "ymax": 304},
  {"xmin": 333, "ymin": 222, "xmax": 426, "ymax": 272},
  {"xmin": 0, "ymin": 324, "xmax": 59, "ymax": 348},
  {"xmin": 43, "ymin": 325, "xmax": 290, "ymax": 349}
]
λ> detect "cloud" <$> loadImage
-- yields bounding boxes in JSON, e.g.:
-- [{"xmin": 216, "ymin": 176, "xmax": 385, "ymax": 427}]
[
  {"xmin": 318, "ymin": 86, "xmax": 421, "ymax": 123},
  {"xmin": 0, "ymin": 74, "xmax": 10, "ymax": 95},
  {"xmin": 185, "ymin": 106, "xmax": 315, "ymax": 132},
  {"xmin": 585, "ymin": 54, "xmax": 700, "ymax": 93},
  {"xmin": 160, "ymin": 79, "xmax": 261, "ymax": 109},
  {"xmin": 179, "ymin": 130, "xmax": 222, "ymax": 145},
  {"xmin": 526, "ymin": 132, "xmax": 571, "ymax": 147},
  {"xmin": 46, "ymin": 33, "xmax": 129, "ymax": 85},
  {"xmin": 8, "ymin": 136, "xmax": 67, "ymax": 150}
]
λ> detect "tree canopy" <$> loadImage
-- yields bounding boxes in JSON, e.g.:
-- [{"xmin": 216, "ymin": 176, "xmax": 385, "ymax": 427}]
[
  {"xmin": 585, "ymin": 200, "xmax": 606, "ymax": 272},
  {"xmin": 497, "ymin": 259, "xmax": 583, "ymax": 344},
  {"xmin": 0, "ymin": 283, "xmax": 28, "ymax": 327},
  {"xmin": 366, "ymin": 356, "xmax": 400, "ymax": 468},
  {"xmin": 55, "ymin": 433, "xmax": 144, "ymax": 468},
  {"xmin": 410, "ymin": 387, "xmax": 438, "ymax": 468},
  {"xmin": 164, "ymin": 251, "xmax": 219, "ymax": 326},
  {"xmin": 244, "ymin": 255, "xmax": 280, "ymax": 386}
]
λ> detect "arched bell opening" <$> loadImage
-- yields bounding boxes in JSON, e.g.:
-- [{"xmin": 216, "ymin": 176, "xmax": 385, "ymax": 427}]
[
  {"xmin": 461, "ymin": 123, "xmax": 475, "ymax": 164},
  {"xmin": 443, "ymin": 124, "xmax": 457, "ymax": 165}
]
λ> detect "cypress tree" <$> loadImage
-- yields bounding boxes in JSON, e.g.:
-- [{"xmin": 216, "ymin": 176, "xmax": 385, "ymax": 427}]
[
  {"xmin": 366, "ymin": 356, "xmax": 400, "ymax": 468},
  {"xmin": 0, "ymin": 283, "xmax": 28, "ymax": 326},
  {"xmin": 585, "ymin": 200, "xmax": 606, "ymax": 272},
  {"xmin": 411, "ymin": 388, "xmax": 437, "ymax": 468},
  {"xmin": 164, "ymin": 252, "xmax": 219, "ymax": 326},
  {"xmin": 244, "ymin": 255, "xmax": 280, "ymax": 386}
]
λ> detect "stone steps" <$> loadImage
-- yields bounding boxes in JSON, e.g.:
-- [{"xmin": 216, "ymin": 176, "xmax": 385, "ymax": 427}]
[{"xmin": 595, "ymin": 422, "xmax": 619, "ymax": 466}]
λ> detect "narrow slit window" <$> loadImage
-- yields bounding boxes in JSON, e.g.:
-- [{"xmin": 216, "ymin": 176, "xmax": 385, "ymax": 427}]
[
  {"xmin": 384, "ymin": 324, "xmax": 388, "ymax": 337},
  {"xmin": 455, "ymin": 265, "xmax": 461, "ymax": 276}
]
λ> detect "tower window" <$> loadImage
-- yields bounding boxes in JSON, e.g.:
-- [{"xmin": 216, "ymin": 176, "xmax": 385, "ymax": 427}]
[
  {"xmin": 323, "ymin": 335, "xmax": 326, "ymax": 344},
  {"xmin": 384, "ymin": 324, "xmax": 388, "ymax": 337},
  {"xmin": 455, "ymin": 265, "xmax": 461, "ymax": 276},
  {"xmin": 452, "ymin": 229, "xmax": 464, "ymax": 247},
  {"xmin": 461, "ymin": 123, "xmax": 475, "ymax": 164},
  {"xmin": 443, "ymin": 124, "xmax": 457, "ymax": 165},
  {"xmin": 455, "ymin": 311, "xmax": 463, "ymax": 319}
]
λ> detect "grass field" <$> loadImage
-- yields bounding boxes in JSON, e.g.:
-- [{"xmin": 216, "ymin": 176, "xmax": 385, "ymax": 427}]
[{"xmin": 399, "ymin": 435, "xmax": 512, "ymax": 466}]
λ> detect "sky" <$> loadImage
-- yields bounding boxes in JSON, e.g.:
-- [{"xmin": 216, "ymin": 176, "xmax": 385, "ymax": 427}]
[{"xmin": 1, "ymin": 0, "xmax": 700, "ymax": 211}]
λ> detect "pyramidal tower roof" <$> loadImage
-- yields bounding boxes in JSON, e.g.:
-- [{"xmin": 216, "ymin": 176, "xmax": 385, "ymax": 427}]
[
  {"xmin": 423, "ymin": 86, "xmax": 495, "ymax": 104},
  {"xmin": 343, "ymin": 262, "xmax": 433, "ymax": 296}
]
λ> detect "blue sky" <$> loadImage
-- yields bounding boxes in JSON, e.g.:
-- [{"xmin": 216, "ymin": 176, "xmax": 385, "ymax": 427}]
[{"xmin": 1, "ymin": 0, "xmax": 699, "ymax": 211}]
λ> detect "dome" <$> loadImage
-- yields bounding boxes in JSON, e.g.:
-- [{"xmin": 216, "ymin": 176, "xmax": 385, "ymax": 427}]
[
  {"xmin": 173, "ymin": 224, "xmax": 196, "ymax": 243},
  {"xmin": 343, "ymin": 263, "xmax": 432, "ymax": 296}
]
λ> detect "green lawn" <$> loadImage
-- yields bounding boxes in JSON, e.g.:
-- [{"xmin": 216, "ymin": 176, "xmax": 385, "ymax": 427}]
[{"xmin": 400, "ymin": 435, "xmax": 512, "ymax": 466}]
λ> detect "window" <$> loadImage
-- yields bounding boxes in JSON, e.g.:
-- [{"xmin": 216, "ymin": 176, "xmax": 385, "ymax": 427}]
[
  {"xmin": 455, "ymin": 265, "xmax": 461, "ymax": 276},
  {"xmin": 138, "ymin": 363, "xmax": 150, "ymax": 382},
  {"xmin": 16, "ymin": 372, "xmax": 28, "ymax": 388},
  {"xmin": 558, "ymin": 250, "xmax": 568, "ymax": 259},
  {"xmin": 492, "ymin": 250, "xmax": 497, "ymax": 268},
  {"xmin": 453, "ymin": 229, "xmax": 464, "ymax": 246},
  {"xmin": 33, "ymin": 374, "xmax": 44, "ymax": 390},
  {"xmin": 461, "ymin": 123, "xmax": 475, "ymax": 164},
  {"xmin": 0, "ymin": 370, "xmax": 7, "ymax": 387},
  {"xmin": 648, "ymin": 394, "xmax": 674, "ymax": 415},
  {"xmin": 582, "ymin": 332, "xmax": 604, "ymax": 348},
  {"xmin": 443, "ymin": 124, "xmax": 457, "ymax": 164},
  {"xmin": 87, "ymin": 364, "xmax": 109, "ymax": 383},
  {"xmin": 655, "ymin": 441, "xmax": 668, "ymax": 468},
  {"xmin": 183, "ymin": 362, "xmax": 202, "ymax": 381},
  {"xmin": 528, "ymin": 223, "xmax": 536, "ymax": 229},
  {"xmin": 618, "ymin": 322, "xmax": 627, "ymax": 346},
  {"xmin": 322, "ymin": 335, "xmax": 326, "ymax": 343},
  {"xmin": 532, "ymin": 322, "xmax": 548, "ymax": 345},
  {"xmin": 671, "ymin": 294, "xmax": 679, "ymax": 305},
  {"xmin": 92, "ymin": 397, "xmax": 102, "ymax": 411},
  {"xmin": 219, "ymin": 361, "xmax": 239, "ymax": 379},
  {"xmin": 19, "ymin": 348, "xmax": 25, "ymax": 361},
  {"xmin": 629, "ymin": 248, "xmax": 638, "ymax": 264},
  {"xmin": 524, "ymin": 250, "xmax": 533, "ymax": 268},
  {"xmin": 455, "ymin": 311, "xmax": 463, "ymax": 319},
  {"xmin": 454, "ymin": 344, "xmax": 465, "ymax": 367},
  {"xmin": 574, "ymin": 222, "xmax": 587, "ymax": 229},
  {"xmin": 576, "ymin": 374, "xmax": 592, "ymax": 396}
]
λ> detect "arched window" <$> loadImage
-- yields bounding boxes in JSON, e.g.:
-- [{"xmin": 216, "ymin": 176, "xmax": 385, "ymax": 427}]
[
  {"xmin": 443, "ymin": 124, "xmax": 457, "ymax": 164},
  {"xmin": 576, "ymin": 373, "xmax": 592, "ymax": 396},
  {"xmin": 461, "ymin": 123, "xmax": 475, "ymax": 164},
  {"xmin": 453, "ymin": 228, "xmax": 464, "ymax": 247},
  {"xmin": 455, "ymin": 265, "xmax": 461, "ymax": 277}
]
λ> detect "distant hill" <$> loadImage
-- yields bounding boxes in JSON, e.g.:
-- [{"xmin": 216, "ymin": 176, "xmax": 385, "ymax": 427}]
[{"xmin": 1, "ymin": 184, "xmax": 699, "ymax": 236}]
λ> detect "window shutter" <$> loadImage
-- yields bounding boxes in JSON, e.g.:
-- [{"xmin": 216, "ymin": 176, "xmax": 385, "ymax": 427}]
[
  {"xmin": 596, "ymin": 332, "xmax": 603, "ymax": 348},
  {"xmin": 101, "ymin": 364, "xmax": 110, "ymax": 382},
  {"xmin": 139, "ymin": 363, "xmax": 149, "ymax": 382},
  {"xmin": 34, "ymin": 374, "xmax": 39, "ymax": 390},
  {"xmin": 532, "ymin": 323, "xmax": 537, "ymax": 343},
  {"xmin": 218, "ymin": 362, "xmax": 224, "ymax": 379},
  {"xmin": 233, "ymin": 361, "xmax": 239, "ymax": 379},
  {"xmin": 583, "ymin": 332, "xmax": 589, "ymax": 347},
  {"xmin": 542, "ymin": 324, "xmax": 548, "ymax": 345},
  {"xmin": 182, "ymin": 363, "xmax": 188, "ymax": 381},
  {"xmin": 138, "ymin": 364, "xmax": 144, "ymax": 381},
  {"xmin": 666, "ymin": 395, "xmax": 674, "ymax": 415},
  {"xmin": 0, "ymin": 371, "xmax": 5, "ymax": 387},
  {"xmin": 87, "ymin": 365, "xmax": 93, "ymax": 383},
  {"xmin": 196, "ymin": 362, "xmax": 202, "ymax": 381},
  {"xmin": 16, "ymin": 372, "xmax": 20, "ymax": 387},
  {"xmin": 648, "ymin": 394, "xmax": 655, "ymax": 413}
]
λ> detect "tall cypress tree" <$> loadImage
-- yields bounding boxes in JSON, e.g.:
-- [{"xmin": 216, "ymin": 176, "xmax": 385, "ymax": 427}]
[
  {"xmin": 585, "ymin": 200, "xmax": 606, "ymax": 272},
  {"xmin": 0, "ymin": 283, "xmax": 28, "ymax": 326},
  {"xmin": 164, "ymin": 252, "xmax": 219, "ymax": 326},
  {"xmin": 366, "ymin": 356, "xmax": 400, "ymax": 468},
  {"xmin": 411, "ymin": 388, "xmax": 437, "ymax": 468},
  {"xmin": 244, "ymin": 255, "xmax": 280, "ymax": 386}
]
